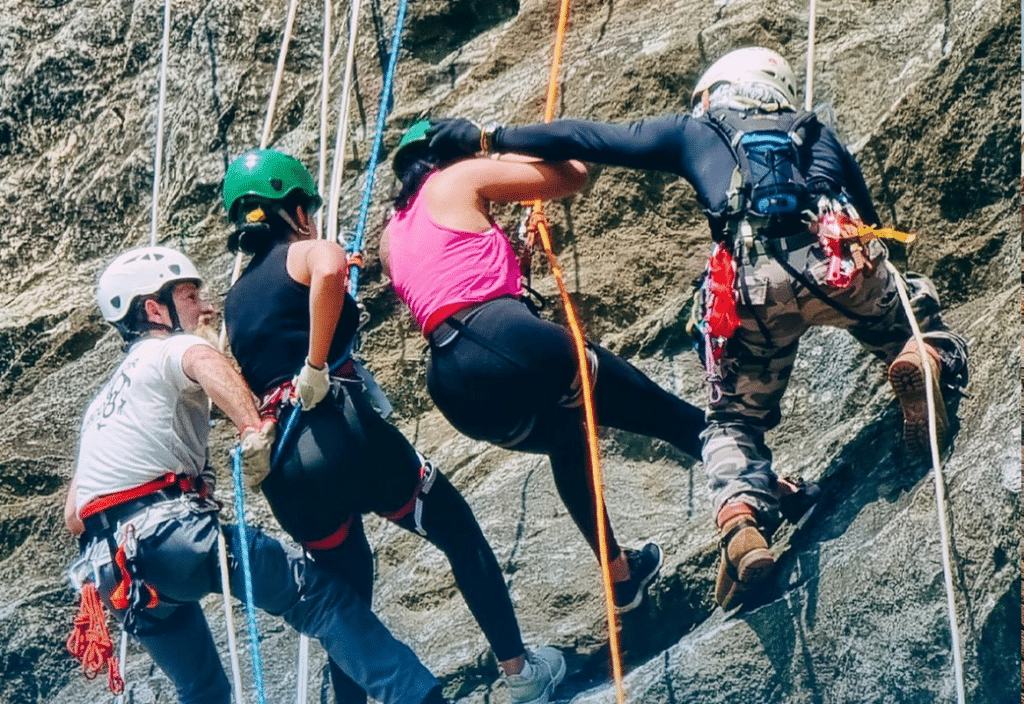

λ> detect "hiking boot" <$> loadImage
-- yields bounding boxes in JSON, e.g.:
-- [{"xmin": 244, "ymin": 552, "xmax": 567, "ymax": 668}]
[
  {"xmin": 778, "ymin": 476, "xmax": 821, "ymax": 525},
  {"xmin": 888, "ymin": 339, "xmax": 949, "ymax": 455},
  {"xmin": 715, "ymin": 503, "xmax": 774, "ymax": 610},
  {"xmin": 612, "ymin": 543, "xmax": 663, "ymax": 614},
  {"xmin": 504, "ymin": 646, "xmax": 566, "ymax": 704}
]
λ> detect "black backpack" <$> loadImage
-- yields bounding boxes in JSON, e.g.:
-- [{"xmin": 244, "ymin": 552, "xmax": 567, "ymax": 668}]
[{"xmin": 705, "ymin": 108, "xmax": 818, "ymax": 225}]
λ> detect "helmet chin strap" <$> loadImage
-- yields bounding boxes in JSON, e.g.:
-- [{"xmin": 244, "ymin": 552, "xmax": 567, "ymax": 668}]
[
  {"xmin": 274, "ymin": 205, "xmax": 313, "ymax": 238},
  {"xmin": 154, "ymin": 287, "xmax": 184, "ymax": 334}
]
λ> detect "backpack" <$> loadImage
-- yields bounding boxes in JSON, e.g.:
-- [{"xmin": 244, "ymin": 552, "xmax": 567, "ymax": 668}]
[{"xmin": 704, "ymin": 108, "xmax": 818, "ymax": 228}]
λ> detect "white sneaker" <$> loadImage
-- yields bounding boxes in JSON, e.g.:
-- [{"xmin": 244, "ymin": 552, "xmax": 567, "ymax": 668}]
[{"xmin": 504, "ymin": 646, "xmax": 567, "ymax": 704}]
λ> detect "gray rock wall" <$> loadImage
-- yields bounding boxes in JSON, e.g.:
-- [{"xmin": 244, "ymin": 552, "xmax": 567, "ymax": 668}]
[{"xmin": 0, "ymin": 0, "xmax": 1018, "ymax": 702}]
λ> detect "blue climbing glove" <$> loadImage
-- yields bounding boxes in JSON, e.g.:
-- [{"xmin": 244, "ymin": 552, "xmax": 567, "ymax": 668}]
[{"xmin": 426, "ymin": 118, "xmax": 482, "ymax": 161}]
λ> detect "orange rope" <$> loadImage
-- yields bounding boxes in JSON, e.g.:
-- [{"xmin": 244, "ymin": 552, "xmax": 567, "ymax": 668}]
[
  {"xmin": 67, "ymin": 582, "xmax": 125, "ymax": 694},
  {"xmin": 532, "ymin": 0, "xmax": 625, "ymax": 699}
]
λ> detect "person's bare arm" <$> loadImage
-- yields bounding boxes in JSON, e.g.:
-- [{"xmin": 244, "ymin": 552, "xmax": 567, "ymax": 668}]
[
  {"xmin": 182, "ymin": 344, "xmax": 262, "ymax": 432},
  {"xmin": 64, "ymin": 476, "xmax": 84, "ymax": 535},
  {"xmin": 425, "ymin": 156, "xmax": 588, "ymax": 232},
  {"xmin": 286, "ymin": 240, "xmax": 348, "ymax": 369}
]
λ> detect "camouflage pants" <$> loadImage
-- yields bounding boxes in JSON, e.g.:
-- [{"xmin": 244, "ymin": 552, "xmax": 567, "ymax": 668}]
[{"xmin": 701, "ymin": 235, "xmax": 968, "ymax": 528}]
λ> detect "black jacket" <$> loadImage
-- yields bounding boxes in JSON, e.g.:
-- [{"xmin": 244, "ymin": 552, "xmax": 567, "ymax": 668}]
[{"xmin": 492, "ymin": 112, "xmax": 880, "ymax": 230}]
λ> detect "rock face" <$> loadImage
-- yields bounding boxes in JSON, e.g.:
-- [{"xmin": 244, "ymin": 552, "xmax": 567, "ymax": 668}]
[{"xmin": 0, "ymin": 0, "xmax": 1018, "ymax": 703}]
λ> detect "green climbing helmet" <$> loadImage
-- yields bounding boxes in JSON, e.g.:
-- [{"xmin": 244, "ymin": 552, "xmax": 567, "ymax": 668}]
[
  {"xmin": 392, "ymin": 119, "xmax": 432, "ymax": 175},
  {"xmin": 222, "ymin": 149, "xmax": 322, "ymax": 221}
]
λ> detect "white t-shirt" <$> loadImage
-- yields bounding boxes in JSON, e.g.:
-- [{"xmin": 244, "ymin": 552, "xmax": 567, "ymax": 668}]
[{"xmin": 74, "ymin": 334, "xmax": 213, "ymax": 514}]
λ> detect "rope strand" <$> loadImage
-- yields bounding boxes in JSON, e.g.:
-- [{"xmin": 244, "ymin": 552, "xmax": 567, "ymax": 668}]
[
  {"xmin": 348, "ymin": 0, "xmax": 410, "ymax": 296},
  {"xmin": 533, "ymin": 0, "xmax": 625, "ymax": 700},
  {"xmin": 326, "ymin": 0, "xmax": 364, "ymax": 244},
  {"xmin": 885, "ymin": 261, "xmax": 966, "ymax": 703},
  {"xmin": 149, "ymin": 0, "xmax": 172, "ymax": 245},
  {"xmin": 231, "ymin": 446, "xmax": 268, "ymax": 704},
  {"xmin": 315, "ymin": 0, "xmax": 332, "ymax": 237}
]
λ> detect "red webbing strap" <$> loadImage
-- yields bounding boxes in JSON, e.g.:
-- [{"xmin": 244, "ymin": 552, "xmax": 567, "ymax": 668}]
[
  {"xmin": 301, "ymin": 516, "xmax": 354, "ymax": 551},
  {"xmin": 66, "ymin": 582, "xmax": 125, "ymax": 694},
  {"xmin": 79, "ymin": 473, "xmax": 179, "ymax": 520},
  {"xmin": 109, "ymin": 541, "xmax": 159, "ymax": 611}
]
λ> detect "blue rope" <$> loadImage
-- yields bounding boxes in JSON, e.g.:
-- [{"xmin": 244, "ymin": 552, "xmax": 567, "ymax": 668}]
[
  {"xmin": 347, "ymin": 0, "xmax": 410, "ymax": 299},
  {"xmin": 230, "ymin": 446, "xmax": 268, "ymax": 704}
]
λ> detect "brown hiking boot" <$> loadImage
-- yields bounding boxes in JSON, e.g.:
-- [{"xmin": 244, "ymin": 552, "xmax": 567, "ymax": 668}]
[
  {"xmin": 714, "ymin": 503, "xmax": 774, "ymax": 610},
  {"xmin": 888, "ymin": 339, "xmax": 949, "ymax": 455}
]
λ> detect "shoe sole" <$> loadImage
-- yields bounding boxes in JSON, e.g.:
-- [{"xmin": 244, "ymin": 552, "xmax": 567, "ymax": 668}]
[
  {"xmin": 888, "ymin": 355, "xmax": 948, "ymax": 454},
  {"xmin": 614, "ymin": 546, "xmax": 664, "ymax": 615},
  {"xmin": 715, "ymin": 548, "xmax": 774, "ymax": 611},
  {"xmin": 513, "ymin": 654, "xmax": 567, "ymax": 704}
]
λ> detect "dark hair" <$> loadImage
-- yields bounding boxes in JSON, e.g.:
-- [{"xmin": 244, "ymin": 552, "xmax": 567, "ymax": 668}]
[
  {"xmin": 392, "ymin": 148, "xmax": 449, "ymax": 211},
  {"xmin": 228, "ymin": 191, "xmax": 313, "ymax": 257},
  {"xmin": 114, "ymin": 281, "xmax": 179, "ymax": 346}
]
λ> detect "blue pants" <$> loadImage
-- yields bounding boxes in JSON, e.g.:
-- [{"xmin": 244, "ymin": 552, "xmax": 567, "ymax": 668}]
[{"xmin": 80, "ymin": 504, "xmax": 438, "ymax": 704}]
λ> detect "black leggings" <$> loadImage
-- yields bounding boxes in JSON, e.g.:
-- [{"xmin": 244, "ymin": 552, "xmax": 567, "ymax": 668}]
[
  {"xmin": 263, "ymin": 385, "xmax": 525, "ymax": 704},
  {"xmin": 427, "ymin": 297, "xmax": 706, "ymax": 559}
]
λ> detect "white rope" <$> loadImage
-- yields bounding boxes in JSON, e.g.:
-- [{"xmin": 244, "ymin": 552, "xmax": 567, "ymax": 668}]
[
  {"xmin": 261, "ymin": 0, "xmax": 302, "ymax": 150},
  {"xmin": 295, "ymin": 633, "xmax": 310, "ymax": 704},
  {"xmin": 316, "ymin": 0, "xmax": 333, "ymax": 237},
  {"xmin": 804, "ymin": 0, "xmax": 816, "ymax": 111},
  {"xmin": 220, "ymin": 0, "xmax": 304, "ymax": 349},
  {"xmin": 325, "ymin": 0, "xmax": 363, "ymax": 244},
  {"xmin": 297, "ymin": 4, "xmax": 331, "ymax": 694},
  {"xmin": 216, "ymin": 529, "xmax": 247, "ymax": 704},
  {"xmin": 885, "ymin": 261, "xmax": 966, "ymax": 704},
  {"xmin": 112, "ymin": 630, "xmax": 128, "ymax": 704},
  {"xmin": 149, "ymin": 0, "xmax": 173, "ymax": 246}
]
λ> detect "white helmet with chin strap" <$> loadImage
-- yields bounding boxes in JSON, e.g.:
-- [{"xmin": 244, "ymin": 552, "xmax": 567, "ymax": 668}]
[
  {"xmin": 97, "ymin": 247, "xmax": 202, "ymax": 335},
  {"xmin": 691, "ymin": 47, "xmax": 799, "ymax": 108}
]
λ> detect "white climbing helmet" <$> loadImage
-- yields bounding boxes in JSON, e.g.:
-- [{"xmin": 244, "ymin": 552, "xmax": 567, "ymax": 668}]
[
  {"xmin": 691, "ymin": 47, "xmax": 799, "ymax": 107},
  {"xmin": 96, "ymin": 246, "xmax": 202, "ymax": 322}
]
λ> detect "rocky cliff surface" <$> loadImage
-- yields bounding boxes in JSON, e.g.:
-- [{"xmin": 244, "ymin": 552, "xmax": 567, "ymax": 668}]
[{"xmin": 0, "ymin": 0, "xmax": 1019, "ymax": 703}]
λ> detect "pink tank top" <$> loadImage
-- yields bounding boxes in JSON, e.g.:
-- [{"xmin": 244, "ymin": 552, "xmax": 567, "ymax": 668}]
[{"xmin": 387, "ymin": 173, "xmax": 523, "ymax": 334}]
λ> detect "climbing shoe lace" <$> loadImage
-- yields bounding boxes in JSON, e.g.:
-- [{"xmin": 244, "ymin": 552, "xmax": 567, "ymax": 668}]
[
  {"xmin": 888, "ymin": 339, "xmax": 949, "ymax": 455},
  {"xmin": 612, "ymin": 542, "xmax": 663, "ymax": 614},
  {"xmin": 715, "ymin": 515, "xmax": 774, "ymax": 610},
  {"xmin": 505, "ymin": 646, "xmax": 566, "ymax": 704}
]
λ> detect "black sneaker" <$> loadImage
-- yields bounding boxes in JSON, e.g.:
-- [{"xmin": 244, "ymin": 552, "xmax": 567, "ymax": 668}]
[
  {"xmin": 778, "ymin": 476, "xmax": 821, "ymax": 526},
  {"xmin": 612, "ymin": 543, "xmax": 663, "ymax": 614}
]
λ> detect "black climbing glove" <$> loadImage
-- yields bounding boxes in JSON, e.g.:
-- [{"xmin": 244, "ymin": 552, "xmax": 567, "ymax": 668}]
[{"xmin": 426, "ymin": 118, "xmax": 483, "ymax": 161}]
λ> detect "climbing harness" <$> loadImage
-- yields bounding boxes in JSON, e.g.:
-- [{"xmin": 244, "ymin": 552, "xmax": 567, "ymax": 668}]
[{"xmin": 379, "ymin": 456, "xmax": 438, "ymax": 537}]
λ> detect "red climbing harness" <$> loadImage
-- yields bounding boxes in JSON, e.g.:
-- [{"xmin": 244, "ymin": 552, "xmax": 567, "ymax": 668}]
[{"xmin": 67, "ymin": 582, "xmax": 125, "ymax": 694}]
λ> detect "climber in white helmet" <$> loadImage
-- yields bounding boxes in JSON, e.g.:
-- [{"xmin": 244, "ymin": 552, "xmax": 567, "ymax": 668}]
[{"xmin": 64, "ymin": 246, "xmax": 454, "ymax": 704}]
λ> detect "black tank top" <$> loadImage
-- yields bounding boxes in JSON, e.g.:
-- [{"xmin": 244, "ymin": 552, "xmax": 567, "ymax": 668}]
[{"xmin": 225, "ymin": 242, "xmax": 359, "ymax": 394}]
